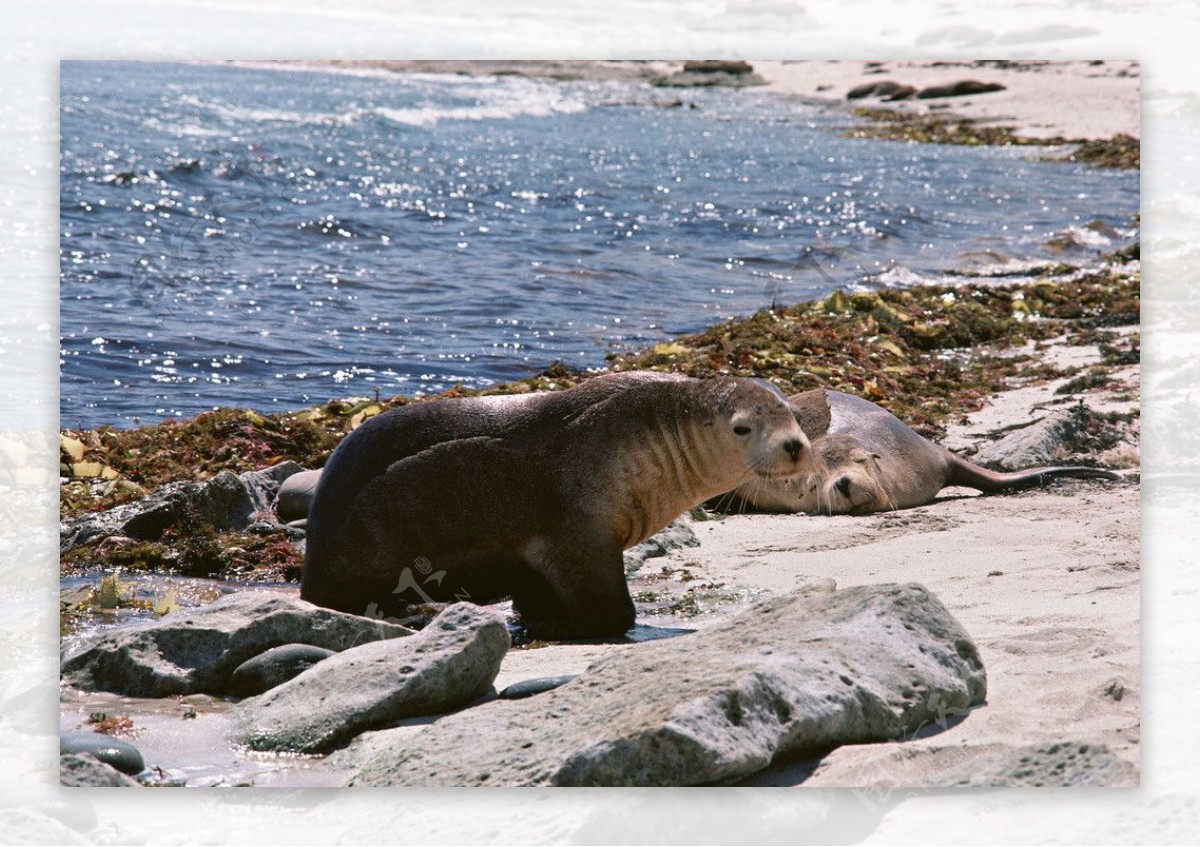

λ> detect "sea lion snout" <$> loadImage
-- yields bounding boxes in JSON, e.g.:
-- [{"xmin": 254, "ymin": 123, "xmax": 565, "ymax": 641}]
[{"xmin": 784, "ymin": 437, "xmax": 805, "ymax": 463}]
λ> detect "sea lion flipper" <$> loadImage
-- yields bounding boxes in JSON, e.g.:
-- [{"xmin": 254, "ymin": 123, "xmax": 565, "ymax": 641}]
[
  {"xmin": 515, "ymin": 534, "xmax": 635, "ymax": 640},
  {"xmin": 944, "ymin": 451, "xmax": 1119, "ymax": 493}
]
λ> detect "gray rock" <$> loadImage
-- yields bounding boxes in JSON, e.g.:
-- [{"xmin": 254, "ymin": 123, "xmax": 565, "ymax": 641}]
[
  {"xmin": 227, "ymin": 643, "xmax": 336, "ymax": 697},
  {"xmin": 60, "ymin": 731, "xmax": 145, "ymax": 775},
  {"xmin": 498, "ymin": 675, "xmax": 578, "ymax": 700},
  {"xmin": 274, "ymin": 468, "xmax": 322, "ymax": 522},
  {"xmin": 61, "ymin": 593, "xmax": 413, "ymax": 696},
  {"xmin": 59, "ymin": 753, "xmax": 141, "ymax": 787},
  {"xmin": 972, "ymin": 410, "xmax": 1080, "ymax": 470},
  {"xmin": 927, "ymin": 741, "xmax": 1137, "ymax": 787},
  {"xmin": 236, "ymin": 603, "xmax": 510, "ymax": 753},
  {"xmin": 60, "ymin": 461, "xmax": 305, "ymax": 553},
  {"xmin": 350, "ymin": 582, "xmax": 986, "ymax": 786},
  {"xmin": 623, "ymin": 517, "xmax": 700, "ymax": 574}
]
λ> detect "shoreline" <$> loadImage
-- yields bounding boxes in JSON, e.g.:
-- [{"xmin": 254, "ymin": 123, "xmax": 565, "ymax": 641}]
[
  {"xmin": 286, "ymin": 58, "xmax": 1140, "ymax": 143},
  {"xmin": 58, "ymin": 253, "xmax": 1140, "ymax": 523}
]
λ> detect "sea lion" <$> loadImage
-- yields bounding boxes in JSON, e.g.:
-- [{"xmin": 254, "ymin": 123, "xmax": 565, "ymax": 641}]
[
  {"xmin": 722, "ymin": 388, "xmax": 1117, "ymax": 515},
  {"xmin": 301, "ymin": 373, "xmax": 811, "ymax": 639}
]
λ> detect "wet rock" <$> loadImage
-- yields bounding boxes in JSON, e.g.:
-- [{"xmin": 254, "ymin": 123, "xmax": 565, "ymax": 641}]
[
  {"xmin": 60, "ymin": 730, "xmax": 145, "ymax": 775},
  {"xmin": 351, "ymin": 582, "xmax": 987, "ymax": 786},
  {"xmin": 59, "ymin": 753, "xmax": 141, "ymax": 787},
  {"xmin": 60, "ymin": 461, "xmax": 306, "ymax": 553},
  {"xmin": 61, "ymin": 593, "xmax": 413, "ymax": 696},
  {"xmin": 927, "ymin": 741, "xmax": 1137, "ymax": 787},
  {"xmin": 274, "ymin": 468, "xmax": 322, "ymax": 522},
  {"xmin": 227, "ymin": 643, "xmax": 336, "ymax": 697},
  {"xmin": 236, "ymin": 603, "xmax": 510, "ymax": 753},
  {"xmin": 498, "ymin": 675, "xmax": 578, "ymax": 700},
  {"xmin": 916, "ymin": 79, "xmax": 1005, "ymax": 99},
  {"xmin": 623, "ymin": 516, "xmax": 700, "ymax": 574}
]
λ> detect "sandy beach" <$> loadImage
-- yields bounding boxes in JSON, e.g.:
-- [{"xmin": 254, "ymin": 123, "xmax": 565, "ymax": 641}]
[{"xmin": 316, "ymin": 58, "xmax": 1141, "ymax": 141}]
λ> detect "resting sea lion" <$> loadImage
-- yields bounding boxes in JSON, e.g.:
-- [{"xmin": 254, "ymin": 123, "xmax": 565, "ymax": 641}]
[
  {"xmin": 301, "ymin": 373, "xmax": 811, "ymax": 638},
  {"xmin": 722, "ymin": 388, "xmax": 1117, "ymax": 515}
]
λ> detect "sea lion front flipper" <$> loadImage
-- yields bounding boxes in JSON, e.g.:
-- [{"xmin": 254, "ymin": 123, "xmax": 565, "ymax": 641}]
[{"xmin": 515, "ymin": 533, "xmax": 635, "ymax": 640}]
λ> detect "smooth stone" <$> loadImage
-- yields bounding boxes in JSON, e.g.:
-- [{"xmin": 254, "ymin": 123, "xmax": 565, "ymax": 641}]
[
  {"xmin": 350, "ymin": 582, "xmax": 987, "ymax": 787},
  {"xmin": 60, "ymin": 731, "xmax": 145, "ymax": 775},
  {"xmin": 498, "ymin": 675, "xmax": 578, "ymax": 700},
  {"xmin": 227, "ymin": 643, "xmax": 336, "ymax": 697},
  {"xmin": 274, "ymin": 468, "xmax": 322, "ymax": 522},
  {"xmin": 236, "ymin": 603, "xmax": 510, "ymax": 753},
  {"xmin": 61, "ymin": 593, "xmax": 414, "ymax": 697}
]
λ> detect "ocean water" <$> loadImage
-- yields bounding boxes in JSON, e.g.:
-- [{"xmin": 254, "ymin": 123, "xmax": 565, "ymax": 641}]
[{"xmin": 60, "ymin": 61, "xmax": 1139, "ymax": 428}]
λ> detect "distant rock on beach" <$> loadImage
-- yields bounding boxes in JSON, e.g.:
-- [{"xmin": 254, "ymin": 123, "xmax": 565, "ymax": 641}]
[{"xmin": 653, "ymin": 60, "xmax": 766, "ymax": 89}]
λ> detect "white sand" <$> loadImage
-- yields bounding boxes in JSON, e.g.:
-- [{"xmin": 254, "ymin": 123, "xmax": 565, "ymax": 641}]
[{"xmin": 756, "ymin": 59, "xmax": 1140, "ymax": 141}]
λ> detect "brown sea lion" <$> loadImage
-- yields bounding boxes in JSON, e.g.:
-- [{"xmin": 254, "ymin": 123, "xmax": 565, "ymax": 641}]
[
  {"xmin": 301, "ymin": 373, "xmax": 811, "ymax": 639},
  {"xmin": 722, "ymin": 388, "xmax": 1117, "ymax": 515}
]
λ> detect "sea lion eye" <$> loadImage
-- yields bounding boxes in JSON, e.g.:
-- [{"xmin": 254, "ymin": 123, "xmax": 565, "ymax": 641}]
[{"xmin": 733, "ymin": 424, "xmax": 752, "ymax": 436}]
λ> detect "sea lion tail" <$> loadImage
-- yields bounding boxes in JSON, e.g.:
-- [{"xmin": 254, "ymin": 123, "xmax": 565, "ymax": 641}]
[{"xmin": 945, "ymin": 452, "xmax": 1120, "ymax": 493}]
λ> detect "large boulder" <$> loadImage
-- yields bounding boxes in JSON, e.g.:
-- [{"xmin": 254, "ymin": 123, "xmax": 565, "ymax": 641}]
[
  {"xmin": 236, "ymin": 603, "xmax": 510, "ymax": 753},
  {"xmin": 60, "ymin": 461, "xmax": 306, "ymax": 553},
  {"xmin": 60, "ymin": 593, "xmax": 413, "ymax": 696},
  {"xmin": 351, "ymin": 582, "xmax": 986, "ymax": 786}
]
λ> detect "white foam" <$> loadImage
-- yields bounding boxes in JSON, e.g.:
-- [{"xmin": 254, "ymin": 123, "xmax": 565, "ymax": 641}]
[{"xmin": 371, "ymin": 79, "xmax": 589, "ymax": 128}]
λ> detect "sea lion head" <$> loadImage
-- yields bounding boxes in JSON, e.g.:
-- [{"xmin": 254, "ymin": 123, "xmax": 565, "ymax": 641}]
[
  {"xmin": 799, "ymin": 434, "xmax": 893, "ymax": 515},
  {"xmin": 708, "ymin": 378, "xmax": 813, "ymax": 482}
]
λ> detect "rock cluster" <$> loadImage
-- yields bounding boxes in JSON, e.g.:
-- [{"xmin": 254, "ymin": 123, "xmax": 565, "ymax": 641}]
[
  {"xmin": 61, "ymin": 593, "xmax": 413, "ymax": 696},
  {"xmin": 235, "ymin": 603, "xmax": 509, "ymax": 753},
  {"xmin": 60, "ymin": 461, "xmax": 306, "ymax": 553},
  {"xmin": 350, "ymin": 582, "xmax": 987, "ymax": 787}
]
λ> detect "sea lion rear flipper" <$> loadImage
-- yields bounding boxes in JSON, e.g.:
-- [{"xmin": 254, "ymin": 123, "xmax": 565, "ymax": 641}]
[{"xmin": 944, "ymin": 451, "xmax": 1119, "ymax": 493}]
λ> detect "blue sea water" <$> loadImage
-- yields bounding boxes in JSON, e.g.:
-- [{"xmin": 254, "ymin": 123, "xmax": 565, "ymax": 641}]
[{"xmin": 59, "ymin": 61, "xmax": 1139, "ymax": 428}]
